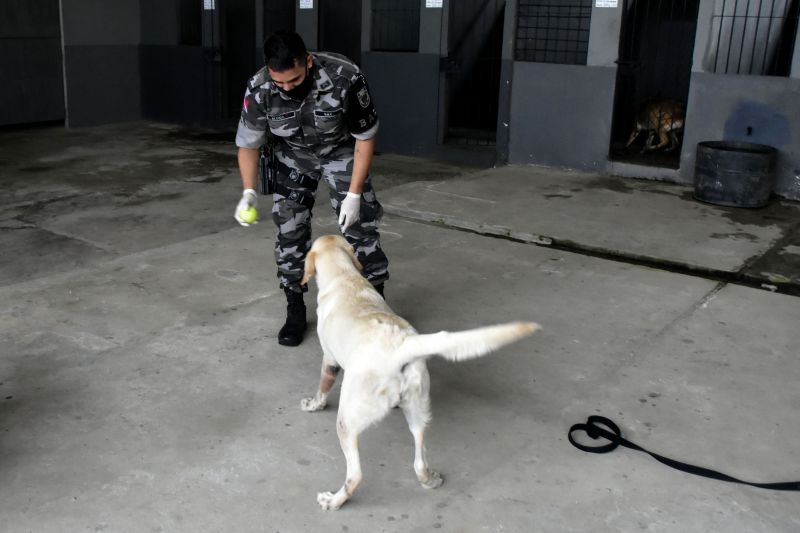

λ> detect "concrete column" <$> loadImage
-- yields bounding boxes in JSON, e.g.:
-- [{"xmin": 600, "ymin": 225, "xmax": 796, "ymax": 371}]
[
  {"xmin": 587, "ymin": 2, "xmax": 623, "ymax": 67},
  {"xmin": 296, "ymin": 1, "xmax": 318, "ymax": 50},
  {"xmin": 255, "ymin": 0, "xmax": 264, "ymax": 49},
  {"xmin": 361, "ymin": 0, "xmax": 371, "ymax": 54},
  {"xmin": 419, "ymin": 0, "xmax": 444, "ymax": 55},
  {"xmin": 692, "ymin": 0, "xmax": 716, "ymax": 73},
  {"xmin": 792, "ymin": 14, "xmax": 800, "ymax": 78},
  {"xmin": 496, "ymin": 0, "xmax": 517, "ymax": 164}
]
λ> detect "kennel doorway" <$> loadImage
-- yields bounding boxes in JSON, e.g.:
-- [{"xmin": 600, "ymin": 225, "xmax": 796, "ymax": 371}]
[
  {"xmin": 319, "ymin": 0, "xmax": 362, "ymax": 65},
  {"xmin": 609, "ymin": 0, "xmax": 700, "ymax": 168},
  {"xmin": 222, "ymin": 0, "xmax": 257, "ymax": 120},
  {"xmin": 442, "ymin": 0, "xmax": 506, "ymax": 147}
]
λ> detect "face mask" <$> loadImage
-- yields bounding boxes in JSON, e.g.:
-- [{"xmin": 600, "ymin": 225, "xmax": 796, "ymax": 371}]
[{"xmin": 282, "ymin": 67, "xmax": 313, "ymax": 101}]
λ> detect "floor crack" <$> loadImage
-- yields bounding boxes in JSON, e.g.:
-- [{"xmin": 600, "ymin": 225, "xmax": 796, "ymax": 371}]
[{"xmin": 385, "ymin": 211, "xmax": 800, "ymax": 298}]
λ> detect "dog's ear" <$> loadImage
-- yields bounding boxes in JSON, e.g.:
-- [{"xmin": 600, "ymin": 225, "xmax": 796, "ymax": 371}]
[
  {"xmin": 346, "ymin": 245, "xmax": 363, "ymax": 271},
  {"xmin": 301, "ymin": 250, "xmax": 317, "ymax": 285}
]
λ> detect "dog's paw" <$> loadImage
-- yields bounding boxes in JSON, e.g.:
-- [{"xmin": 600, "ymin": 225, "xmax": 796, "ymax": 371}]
[
  {"xmin": 317, "ymin": 491, "xmax": 342, "ymax": 511},
  {"xmin": 420, "ymin": 470, "xmax": 444, "ymax": 489},
  {"xmin": 300, "ymin": 396, "xmax": 326, "ymax": 412}
]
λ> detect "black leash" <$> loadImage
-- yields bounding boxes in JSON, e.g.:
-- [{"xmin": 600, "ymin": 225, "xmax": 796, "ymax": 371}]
[{"xmin": 568, "ymin": 415, "xmax": 800, "ymax": 491}]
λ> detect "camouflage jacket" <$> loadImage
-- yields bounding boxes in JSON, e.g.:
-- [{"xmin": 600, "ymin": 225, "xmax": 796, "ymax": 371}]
[{"xmin": 235, "ymin": 52, "xmax": 379, "ymax": 158}]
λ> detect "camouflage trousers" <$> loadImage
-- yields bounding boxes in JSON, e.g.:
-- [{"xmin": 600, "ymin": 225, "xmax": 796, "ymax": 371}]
[{"xmin": 271, "ymin": 146, "xmax": 389, "ymax": 293}]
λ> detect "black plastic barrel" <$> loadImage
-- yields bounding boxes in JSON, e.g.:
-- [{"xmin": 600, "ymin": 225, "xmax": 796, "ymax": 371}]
[{"xmin": 694, "ymin": 141, "xmax": 777, "ymax": 208}]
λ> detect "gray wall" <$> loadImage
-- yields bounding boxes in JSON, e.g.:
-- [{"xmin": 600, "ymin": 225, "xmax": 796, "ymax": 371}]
[
  {"xmin": 507, "ymin": 4, "xmax": 620, "ymax": 171},
  {"xmin": 681, "ymin": 74, "xmax": 800, "ymax": 199},
  {"xmin": 61, "ymin": 0, "xmax": 220, "ymax": 128},
  {"xmin": 506, "ymin": 0, "xmax": 800, "ymax": 200},
  {"xmin": 508, "ymin": 63, "xmax": 617, "ymax": 171},
  {"xmin": 11, "ymin": 0, "xmax": 797, "ymax": 198},
  {"xmin": 676, "ymin": 1, "xmax": 800, "ymax": 199},
  {"xmin": 61, "ymin": 0, "xmax": 141, "ymax": 127}
]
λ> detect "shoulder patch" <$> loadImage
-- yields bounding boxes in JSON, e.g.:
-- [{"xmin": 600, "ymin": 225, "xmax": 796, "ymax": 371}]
[
  {"xmin": 357, "ymin": 85, "xmax": 370, "ymax": 108},
  {"xmin": 248, "ymin": 67, "xmax": 270, "ymax": 90},
  {"xmin": 345, "ymin": 74, "xmax": 378, "ymax": 135}
]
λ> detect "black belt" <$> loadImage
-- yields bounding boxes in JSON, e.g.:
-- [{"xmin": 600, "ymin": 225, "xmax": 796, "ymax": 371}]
[
  {"xmin": 568, "ymin": 415, "xmax": 800, "ymax": 491},
  {"xmin": 286, "ymin": 171, "xmax": 318, "ymax": 190},
  {"xmin": 276, "ymin": 158, "xmax": 319, "ymax": 189},
  {"xmin": 271, "ymin": 159, "xmax": 318, "ymax": 208},
  {"xmin": 274, "ymin": 182, "xmax": 315, "ymax": 208}
]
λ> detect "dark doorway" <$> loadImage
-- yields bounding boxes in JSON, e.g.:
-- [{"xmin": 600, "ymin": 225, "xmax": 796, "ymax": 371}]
[
  {"xmin": 443, "ymin": 0, "xmax": 506, "ymax": 146},
  {"xmin": 223, "ymin": 0, "xmax": 257, "ymax": 120},
  {"xmin": 0, "ymin": 0, "xmax": 64, "ymax": 126},
  {"xmin": 609, "ymin": 0, "xmax": 700, "ymax": 168},
  {"xmin": 319, "ymin": 0, "xmax": 362, "ymax": 64},
  {"xmin": 263, "ymin": 0, "xmax": 296, "ymax": 37}
]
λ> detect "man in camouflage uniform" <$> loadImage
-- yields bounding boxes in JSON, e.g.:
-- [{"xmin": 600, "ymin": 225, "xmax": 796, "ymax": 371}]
[{"xmin": 234, "ymin": 31, "xmax": 389, "ymax": 347}]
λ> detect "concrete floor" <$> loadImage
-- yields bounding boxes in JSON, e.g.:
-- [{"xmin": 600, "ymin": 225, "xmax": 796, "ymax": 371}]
[{"xmin": 1, "ymin": 122, "xmax": 799, "ymax": 532}]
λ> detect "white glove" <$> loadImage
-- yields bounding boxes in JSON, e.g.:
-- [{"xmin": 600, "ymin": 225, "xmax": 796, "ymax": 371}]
[
  {"xmin": 338, "ymin": 192, "xmax": 361, "ymax": 232},
  {"xmin": 234, "ymin": 188, "xmax": 258, "ymax": 227}
]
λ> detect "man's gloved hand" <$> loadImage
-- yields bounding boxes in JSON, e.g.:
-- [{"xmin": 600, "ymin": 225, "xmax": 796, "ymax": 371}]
[
  {"xmin": 234, "ymin": 188, "xmax": 258, "ymax": 227},
  {"xmin": 338, "ymin": 192, "xmax": 361, "ymax": 232}
]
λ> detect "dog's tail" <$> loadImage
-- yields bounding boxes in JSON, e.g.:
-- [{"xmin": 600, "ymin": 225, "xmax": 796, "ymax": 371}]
[{"xmin": 395, "ymin": 321, "xmax": 540, "ymax": 366}]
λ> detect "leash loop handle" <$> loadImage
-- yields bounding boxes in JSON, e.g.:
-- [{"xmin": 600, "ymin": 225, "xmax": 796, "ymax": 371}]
[
  {"xmin": 568, "ymin": 415, "xmax": 800, "ymax": 491},
  {"xmin": 568, "ymin": 415, "xmax": 623, "ymax": 454}
]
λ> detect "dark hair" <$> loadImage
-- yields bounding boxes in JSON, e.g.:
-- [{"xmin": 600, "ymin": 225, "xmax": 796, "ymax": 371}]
[{"xmin": 263, "ymin": 31, "xmax": 308, "ymax": 71}]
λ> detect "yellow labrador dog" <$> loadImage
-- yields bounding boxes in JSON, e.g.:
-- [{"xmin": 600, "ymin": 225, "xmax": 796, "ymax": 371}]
[{"xmin": 300, "ymin": 235, "xmax": 539, "ymax": 510}]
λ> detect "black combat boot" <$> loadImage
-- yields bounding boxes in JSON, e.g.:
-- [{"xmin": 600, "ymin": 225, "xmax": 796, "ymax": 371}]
[
  {"xmin": 374, "ymin": 282, "xmax": 385, "ymax": 299},
  {"xmin": 278, "ymin": 289, "xmax": 307, "ymax": 346}
]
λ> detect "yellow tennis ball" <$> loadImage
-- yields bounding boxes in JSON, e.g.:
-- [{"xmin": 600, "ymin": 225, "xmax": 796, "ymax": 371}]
[{"xmin": 240, "ymin": 206, "xmax": 258, "ymax": 224}]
